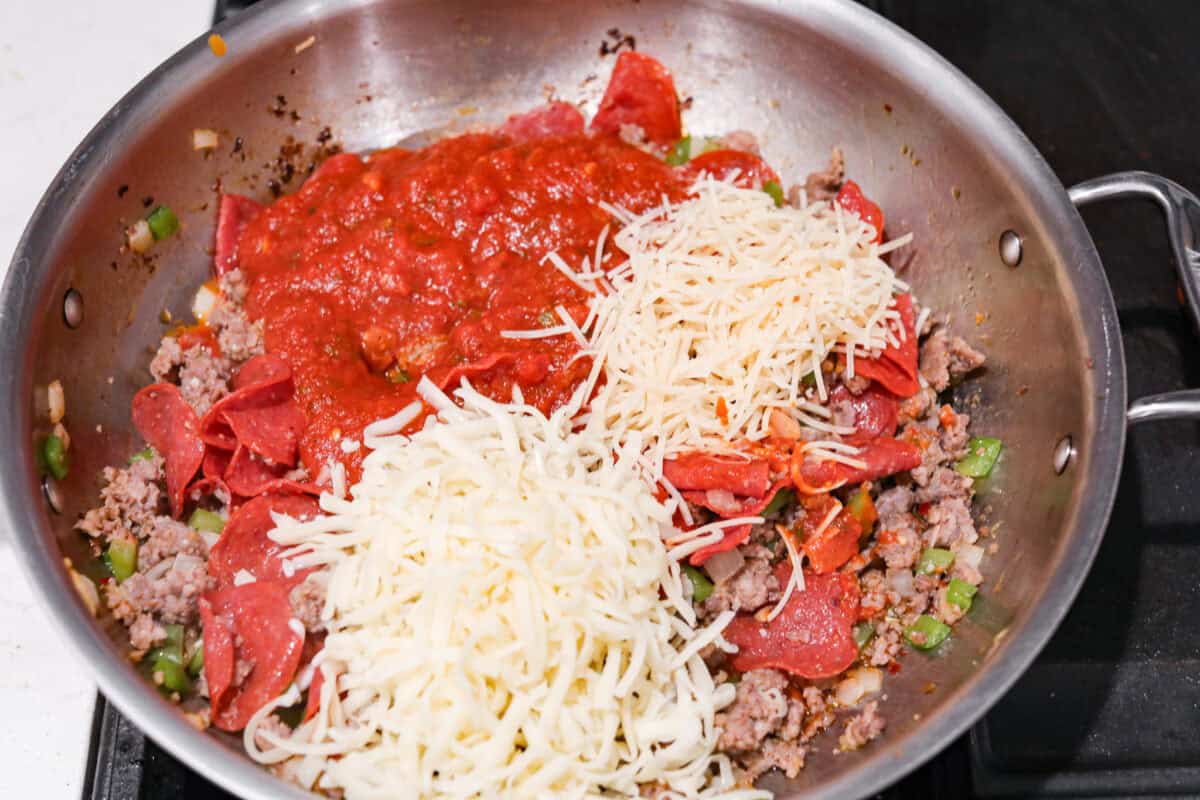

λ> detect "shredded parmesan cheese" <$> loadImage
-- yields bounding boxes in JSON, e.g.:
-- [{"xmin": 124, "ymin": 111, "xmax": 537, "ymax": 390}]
[
  {"xmin": 583, "ymin": 176, "xmax": 902, "ymax": 470},
  {"xmin": 249, "ymin": 383, "xmax": 767, "ymax": 800}
]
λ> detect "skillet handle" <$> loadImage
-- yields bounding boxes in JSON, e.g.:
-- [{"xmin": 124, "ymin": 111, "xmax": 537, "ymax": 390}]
[{"xmin": 1068, "ymin": 171, "xmax": 1200, "ymax": 425}]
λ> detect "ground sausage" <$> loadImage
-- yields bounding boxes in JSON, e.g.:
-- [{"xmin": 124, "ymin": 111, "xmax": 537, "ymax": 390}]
[
  {"xmin": 919, "ymin": 329, "xmax": 986, "ymax": 392},
  {"xmin": 838, "ymin": 700, "xmax": 885, "ymax": 751}
]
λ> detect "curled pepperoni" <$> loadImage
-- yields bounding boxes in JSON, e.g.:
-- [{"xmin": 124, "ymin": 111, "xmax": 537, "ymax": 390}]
[
  {"xmin": 830, "ymin": 383, "xmax": 900, "ymax": 445},
  {"xmin": 200, "ymin": 581, "xmax": 304, "ymax": 732},
  {"xmin": 793, "ymin": 437, "xmax": 922, "ymax": 491},
  {"xmin": 836, "ymin": 180, "xmax": 884, "ymax": 244},
  {"xmin": 199, "ymin": 354, "xmax": 305, "ymax": 468},
  {"xmin": 591, "ymin": 51, "xmax": 681, "ymax": 147},
  {"xmin": 208, "ymin": 493, "xmax": 321, "ymax": 588},
  {"xmin": 723, "ymin": 566, "xmax": 860, "ymax": 679},
  {"xmin": 131, "ymin": 384, "xmax": 205, "ymax": 518},
  {"xmin": 679, "ymin": 149, "xmax": 780, "ymax": 190},
  {"xmin": 213, "ymin": 194, "xmax": 262, "ymax": 277},
  {"xmin": 662, "ymin": 453, "xmax": 771, "ymax": 498},
  {"xmin": 498, "ymin": 101, "xmax": 585, "ymax": 142},
  {"xmin": 800, "ymin": 495, "xmax": 863, "ymax": 574},
  {"xmin": 852, "ymin": 293, "xmax": 919, "ymax": 398}
]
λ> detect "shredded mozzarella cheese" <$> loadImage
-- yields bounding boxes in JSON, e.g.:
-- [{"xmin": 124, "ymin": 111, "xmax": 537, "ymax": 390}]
[
  {"xmin": 248, "ymin": 383, "xmax": 767, "ymax": 800},
  {"xmin": 583, "ymin": 176, "xmax": 902, "ymax": 471}
]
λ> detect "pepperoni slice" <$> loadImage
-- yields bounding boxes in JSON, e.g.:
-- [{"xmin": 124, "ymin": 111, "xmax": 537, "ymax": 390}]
[
  {"xmin": 200, "ymin": 581, "xmax": 305, "ymax": 732},
  {"xmin": 431, "ymin": 351, "xmax": 520, "ymax": 394},
  {"xmin": 199, "ymin": 354, "xmax": 304, "ymax": 467},
  {"xmin": 662, "ymin": 453, "xmax": 771, "ymax": 498},
  {"xmin": 498, "ymin": 101, "xmax": 585, "ymax": 142},
  {"xmin": 591, "ymin": 51, "xmax": 681, "ymax": 147},
  {"xmin": 681, "ymin": 479, "xmax": 792, "ymax": 566},
  {"xmin": 852, "ymin": 293, "xmax": 919, "ymax": 398},
  {"xmin": 723, "ymin": 566, "xmax": 860, "ymax": 679},
  {"xmin": 131, "ymin": 384, "xmax": 205, "ymax": 518},
  {"xmin": 222, "ymin": 445, "xmax": 320, "ymax": 498},
  {"xmin": 793, "ymin": 437, "xmax": 922, "ymax": 491},
  {"xmin": 687, "ymin": 523, "xmax": 752, "ymax": 567},
  {"xmin": 208, "ymin": 493, "xmax": 320, "ymax": 588},
  {"xmin": 800, "ymin": 495, "xmax": 863, "ymax": 574},
  {"xmin": 679, "ymin": 149, "xmax": 780, "ymax": 190},
  {"xmin": 830, "ymin": 383, "xmax": 900, "ymax": 445},
  {"xmin": 303, "ymin": 666, "xmax": 324, "ymax": 722},
  {"xmin": 213, "ymin": 194, "xmax": 262, "ymax": 277},
  {"xmin": 836, "ymin": 180, "xmax": 884, "ymax": 244}
]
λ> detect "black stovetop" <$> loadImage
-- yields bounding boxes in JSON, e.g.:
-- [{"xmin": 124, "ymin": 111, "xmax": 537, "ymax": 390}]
[{"xmin": 84, "ymin": 1, "xmax": 1200, "ymax": 798}]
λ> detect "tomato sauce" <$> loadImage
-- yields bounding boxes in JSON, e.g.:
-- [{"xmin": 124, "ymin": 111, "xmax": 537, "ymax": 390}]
[{"xmin": 236, "ymin": 131, "xmax": 685, "ymax": 474}]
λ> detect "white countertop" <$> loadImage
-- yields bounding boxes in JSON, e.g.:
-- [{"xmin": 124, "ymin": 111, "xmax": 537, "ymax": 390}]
[{"xmin": 1, "ymin": 2, "xmax": 211, "ymax": 795}]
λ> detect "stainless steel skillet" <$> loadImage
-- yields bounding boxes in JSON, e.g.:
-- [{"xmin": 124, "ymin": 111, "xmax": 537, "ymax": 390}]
[{"xmin": 6, "ymin": 0, "xmax": 1200, "ymax": 797}]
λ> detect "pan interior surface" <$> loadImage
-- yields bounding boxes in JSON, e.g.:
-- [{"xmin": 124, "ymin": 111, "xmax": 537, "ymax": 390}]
[{"xmin": 2, "ymin": 1, "xmax": 1124, "ymax": 798}]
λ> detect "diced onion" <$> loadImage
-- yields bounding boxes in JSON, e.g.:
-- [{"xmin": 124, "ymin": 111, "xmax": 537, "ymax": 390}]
[
  {"xmin": 702, "ymin": 548, "xmax": 744, "ymax": 584},
  {"xmin": 958, "ymin": 543, "xmax": 984, "ymax": 569},
  {"xmin": 192, "ymin": 129, "xmax": 220, "ymax": 150},
  {"xmin": 65, "ymin": 559, "xmax": 99, "ymax": 616},
  {"xmin": 53, "ymin": 422, "xmax": 70, "ymax": 450},
  {"xmin": 172, "ymin": 553, "xmax": 205, "ymax": 575},
  {"xmin": 835, "ymin": 667, "xmax": 883, "ymax": 706},
  {"xmin": 47, "ymin": 379, "xmax": 65, "ymax": 423},
  {"xmin": 127, "ymin": 220, "xmax": 153, "ymax": 253},
  {"xmin": 192, "ymin": 283, "xmax": 219, "ymax": 322},
  {"xmin": 887, "ymin": 568, "xmax": 914, "ymax": 597}
]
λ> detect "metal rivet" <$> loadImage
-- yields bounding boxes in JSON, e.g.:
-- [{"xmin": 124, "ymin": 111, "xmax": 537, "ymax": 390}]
[
  {"xmin": 999, "ymin": 230, "xmax": 1023, "ymax": 267},
  {"xmin": 63, "ymin": 288, "xmax": 83, "ymax": 328},
  {"xmin": 1053, "ymin": 435, "xmax": 1075, "ymax": 475},
  {"xmin": 42, "ymin": 475, "xmax": 64, "ymax": 514}
]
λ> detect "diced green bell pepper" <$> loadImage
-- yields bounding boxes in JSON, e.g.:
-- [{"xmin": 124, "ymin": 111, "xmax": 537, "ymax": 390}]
[
  {"xmin": 852, "ymin": 621, "xmax": 875, "ymax": 650},
  {"xmin": 38, "ymin": 434, "xmax": 69, "ymax": 480},
  {"xmin": 128, "ymin": 445, "xmax": 156, "ymax": 464},
  {"xmin": 665, "ymin": 136, "xmax": 692, "ymax": 166},
  {"xmin": 106, "ymin": 538, "xmax": 138, "ymax": 583},
  {"xmin": 915, "ymin": 547, "xmax": 955, "ymax": 575},
  {"xmin": 946, "ymin": 578, "xmax": 978, "ymax": 611},
  {"xmin": 762, "ymin": 488, "xmax": 795, "ymax": 516},
  {"xmin": 146, "ymin": 206, "xmax": 180, "ymax": 241},
  {"xmin": 763, "ymin": 179, "xmax": 785, "ymax": 207},
  {"xmin": 683, "ymin": 564, "xmax": 714, "ymax": 603},
  {"xmin": 955, "ymin": 437, "xmax": 1002, "ymax": 478},
  {"xmin": 904, "ymin": 614, "xmax": 951, "ymax": 651},
  {"xmin": 188, "ymin": 508, "xmax": 225, "ymax": 534},
  {"xmin": 187, "ymin": 638, "xmax": 205, "ymax": 676}
]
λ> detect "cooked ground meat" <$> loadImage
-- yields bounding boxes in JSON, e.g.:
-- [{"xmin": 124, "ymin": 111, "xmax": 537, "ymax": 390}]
[
  {"xmin": 128, "ymin": 613, "xmax": 167, "ymax": 652},
  {"xmin": 915, "ymin": 466, "xmax": 972, "ymax": 505},
  {"xmin": 874, "ymin": 486, "xmax": 914, "ymax": 528},
  {"xmin": 107, "ymin": 563, "xmax": 214, "ymax": 626},
  {"xmin": 716, "ymin": 130, "xmax": 760, "ymax": 155},
  {"xmin": 919, "ymin": 329, "xmax": 986, "ymax": 392},
  {"xmin": 800, "ymin": 146, "xmax": 845, "ymax": 203},
  {"xmin": 740, "ymin": 738, "xmax": 808, "ymax": 783},
  {"xmin": 219, "ymin": 268, "xmax": 250, "ymax": 305},
  {"xmin": 178, "ymin": 346, "xmax": 230, "ymax": 416},
  {"xmin": 717, "ymin": 669, "xmax": 791, "ymax": 752},
  {"xmin": 877, "ymin": 520, "xmax": 921, "ymax": 571},
  {"xmin": 208, "ymin": 300, "xmax": 265, "ymax": 364},
  {"xmin": 838, "ymin": 701, "xmax": 885, "ymax": 751},
  {"xmin": 798, "ymin": 685, "xmax": 835, "ymax": 741},
  {"xmin": 939, "ymin": 409, "xmax": 972, "ymax": 460},
  {"xmin": 139, "ymin": 517, "xmax": 209, "ymax": 569},
  {"xmin": 862, "ymin": 620, "xmax": 903, "ymax": 667},
  {"xmin": 76, "ymin": 456, "xmax": 165, "ymax": 541},
  {"xmin": 252, "ymin": 713, "xmax": 293, "ymax": 751},
  {"xmin": 703, "ymin": 549, "xmax": 780, "ymax": 617},
  {"xmin": 925, "ymin": 495, "xmax": 977, "ymax": 548},
  {"xmin": 898, "ymin": 385, "xmax": 936, "ymax": 425},
  {"xmin": 289, "ymin": 573, "xmax": 327, "ymax": 633},
  {"xmin": 933, "ymin": 585, "xmax": 966, "ymax": 625}
]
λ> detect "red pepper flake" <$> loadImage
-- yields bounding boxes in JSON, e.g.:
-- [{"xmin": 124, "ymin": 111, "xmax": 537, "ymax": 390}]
[
  {"xmin": 716, "ymin": 396, "xmax": 729, "ymax": 427},
  {"xmin": 208, "ymin": 34, "xmax": 228, "ymax": 58}
]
